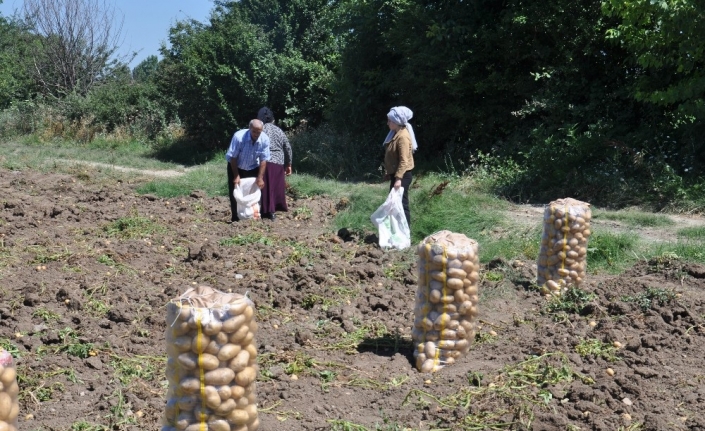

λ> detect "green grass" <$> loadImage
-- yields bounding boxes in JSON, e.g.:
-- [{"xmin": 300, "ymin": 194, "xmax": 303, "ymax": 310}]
[
  {"xmin": 647, "ymin": 241, "xmax": 705, "ymax": 263},
  {"xmin": 544, "ymin": 287, "xmax": 597, "ymax": 319},
  {"xmin": 288, "ymin": 173, "xmax": 364, "ymax": 199},
  {"xmin": 575, "ymin": 338, "xmax": 620, "ymax": 362},
  {"xmin": 586, "ymin": 231, "xmax": 640, "ymax": 273},
  {"xmin": 0, "ymin": 139, "xmax": 185, "ymax": 173},
  {"xmin": 137, "ymin": 159, "xmax": 225, "ymax": 197},
  {"xmin": 219, "ymin": 232, "xmax": 275, "ymax": 247},
  {"xmin": 70, "ymin": 421, "xmax": 108, "ymax": 431},
  {"xmin": 331, "ymin": 184, "xmax": 390, "ymax": 234},
  {"xmin": 104, "ymin": 215, "xmax": 167, "ymax": 239},
  {"xmin": 677, "ymin": 226, "xmax": 705, "ymax": 240},
  {"xmin": 32, "ymin": 307, "xmax": 62, "ymax": 323},
  {"xmin": 403, "ymin": 353, "xmax": 592, "ymax": 430},
  {"xmin": 109, "ymin": 355, "xmax": 165, "ymax": 385},
  {"xmin": 621, "ymin": 287, "xmax": 677, "ymax": 312},
  {"xmin": 50, "ymin": 327, "xmax": 96, "ymax": 359},
  {"xmin": 593, "ymin": 209, "xmax": 674, "ymax": 228},
  {"xmin": 329, "ymin": 419, "xmax": 412, "ymax": 431},
  {"xmin": 0, "ymin": 338, "xmax": 21, "ymax": 357}
]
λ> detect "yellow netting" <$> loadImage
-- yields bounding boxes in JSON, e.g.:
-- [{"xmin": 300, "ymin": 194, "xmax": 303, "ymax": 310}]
[
  {"xmin": 0, "ymin": 348, "xmax": 20, "ymax": 429},
  {"xmin": 536, "ymin": 198, "xmax": 592, "ymax": 296},
  {"xmin": 163, "ymin": 285, "xmax": 260, "ymax": 431},
  {"xmin": 412, "ymin": 231, "xmax": 479, "ymax": 373}
]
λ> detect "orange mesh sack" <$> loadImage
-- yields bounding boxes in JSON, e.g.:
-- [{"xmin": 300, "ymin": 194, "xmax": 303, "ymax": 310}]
[
  {"xmin": 163, "ymin": 285, "xmax": 259, "ymax": 431},
  {"xmin": 0, "ymin": 349, "xmax": 19, "ymax": 431},
  {"xmin": 412, "ymin": 231, "xmax": 479, "ymax": 373},
  {"xmin": 536, "ymin": 198, "xmax": 592, "ymax": 297}
]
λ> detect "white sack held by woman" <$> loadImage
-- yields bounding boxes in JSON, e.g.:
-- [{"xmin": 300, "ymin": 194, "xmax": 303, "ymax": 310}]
[
  {"xmin": 233, "ymin": 177, "xmax": 261, "ymax": 220},
  {"xmin": 370, "ymin": 187, "xmax": 411, "ymax": 250}
]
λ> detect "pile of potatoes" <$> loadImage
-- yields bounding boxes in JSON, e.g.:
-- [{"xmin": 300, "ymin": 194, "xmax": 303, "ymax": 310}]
[
  {"xmin": 536, "ymin": 198, "xmax": 592, "ymax": 297},
  {"xmin": 162, "ymin": 286, "xmax": 259, "ymax": 431},
  {"xmin": 0, "ymin": 349, "xmax": 19, "ymax": 431},
  {"xmin": 412, "ymin": 231, "xmax": 480, "ymax": 373}
]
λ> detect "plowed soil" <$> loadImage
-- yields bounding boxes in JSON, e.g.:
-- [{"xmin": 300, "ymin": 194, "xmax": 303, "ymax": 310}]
[{"xmin": 1, "ymin": 166, "xmax": 705, "ymax": 431}]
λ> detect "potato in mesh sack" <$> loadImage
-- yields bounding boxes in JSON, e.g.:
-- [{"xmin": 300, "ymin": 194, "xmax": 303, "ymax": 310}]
[
  {"xmin": 413, "ymin": 231, "xmax": 479, "ymax": 373},
  {"xmin": 0, "ymin": 349, "xmax": 19, "ymax": 431},
  {"xmin": 163, "ymin": 285, "xmax": 259, "ymax": 431},
  {"xmin": 536, "ymin": 198, "xmax": 592, "ymax": 297}
]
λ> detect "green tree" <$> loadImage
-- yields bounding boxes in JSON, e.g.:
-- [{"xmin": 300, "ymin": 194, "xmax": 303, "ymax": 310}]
[
  {"xmin": 603, "ymin": 0, "xmax": 705, "ymax": 175},
  {"xmin": 132, "ymin": 55, "xmax": 159, "ymax": 83},
  {"xmin": 160, "ymin": 0, "xmax": 343, "ymax": 147},
  {"xmin": 0, "ymin": 9, "xmax": 34, "ymax": 108},
  {"xmin": 333, "ymin": 0, "xmax": 642, "ymax": 157}
]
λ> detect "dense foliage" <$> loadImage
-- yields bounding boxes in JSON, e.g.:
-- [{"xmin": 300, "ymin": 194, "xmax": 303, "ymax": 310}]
[
  {"xmin": 159, "ymin": 0, "xmax": 342, "ymax": 147},
  {"xmin": 1, "ymin": 0, "xmax": 704, "ymax": 208},
  {"xmin": 0, "ymin": 11, "xmax": 33, "ymax": 108}
]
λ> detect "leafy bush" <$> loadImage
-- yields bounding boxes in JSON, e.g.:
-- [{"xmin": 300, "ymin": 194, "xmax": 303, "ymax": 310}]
[
  {"xmin": 0, "ymin": 99, "xmax": 53, "ymax": 138},
  {"xmin": 291, "ymin": 124, "xmax": 381, "ymax": 180},
  {"xmin": 0, "ymin": 77, "xmax": 179, "ymax": 144},
  {"xmin": 86, "ymin": 78, "xmax": 175, "ymax": 140}
]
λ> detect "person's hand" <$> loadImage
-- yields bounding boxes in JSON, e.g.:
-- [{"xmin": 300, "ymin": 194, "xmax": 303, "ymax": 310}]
[
  {"xmin": 256, "ymin": 177, "xmax": 265, "ymax": 189},
  {"xmin": 394, "ymin": 179, "xmax": 402, "ymax": 190},
  {"xmin": 234, "ymin": 175, "xmax": 240, "ymax": 186},
  {"xmin": 285, "ymin": 166, "xmax": 292, "ymax": 176}
]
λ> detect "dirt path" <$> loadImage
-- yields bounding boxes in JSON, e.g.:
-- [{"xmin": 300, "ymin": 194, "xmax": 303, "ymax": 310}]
[
  {"xmin": 504, "ymin": 202, "xmax": 705, "ymax": 243},
  {"xmin": 51, "ymin": 158, "xmax": 192, "ymax": 178}
]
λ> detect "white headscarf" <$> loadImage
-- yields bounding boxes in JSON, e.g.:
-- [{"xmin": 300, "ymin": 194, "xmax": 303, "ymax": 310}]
[{"xmin": 383, "ymin": 106, "xmax": 418, "ymax": 152}]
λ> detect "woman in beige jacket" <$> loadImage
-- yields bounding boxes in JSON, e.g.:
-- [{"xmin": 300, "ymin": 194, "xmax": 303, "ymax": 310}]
[{"xmin": 383, "ymin": 106, "xmax": 417, "ymax": 227}]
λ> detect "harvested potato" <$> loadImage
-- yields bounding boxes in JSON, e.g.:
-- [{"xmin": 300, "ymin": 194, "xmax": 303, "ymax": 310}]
[
  {"xmin": 0, "ymin": 350, "xmax": 18, "ymax": 428},
  {"xmin": 412, "ymin": 231, "xmax": 480, "ymax": 373},
  {"xmin": 536, "ymin": 198, "xmax": 591, "ymax": 297},
  {"xmin": 164, "ymin": 286, "xmax": 260, "ymax": 431}
]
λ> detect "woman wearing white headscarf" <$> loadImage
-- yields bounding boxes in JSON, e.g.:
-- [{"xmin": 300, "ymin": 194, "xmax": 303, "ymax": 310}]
[{"xmin": 383, "ymin": 106, "xmax": 416, "ymax": 227}]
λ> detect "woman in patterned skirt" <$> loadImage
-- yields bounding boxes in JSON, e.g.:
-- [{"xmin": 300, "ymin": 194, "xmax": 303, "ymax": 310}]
[{"xmin": 257, "ymin": 107, "xmax": 292, "ymax": 220}]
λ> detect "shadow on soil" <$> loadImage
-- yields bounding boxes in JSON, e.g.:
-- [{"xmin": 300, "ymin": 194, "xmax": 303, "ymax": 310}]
[
  {"xmin": 358, "ymin": 334, "xmax": 415, "ymax": 366},
  {"xmin": 149, "ymin": 136, "xmax": 221, "ymax": 167}
]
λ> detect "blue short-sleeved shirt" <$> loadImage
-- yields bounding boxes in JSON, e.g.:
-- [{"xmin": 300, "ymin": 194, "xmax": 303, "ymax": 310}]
[{"xmin": 225, "ymin": 129, "xmax": 271, "ymax": 171}]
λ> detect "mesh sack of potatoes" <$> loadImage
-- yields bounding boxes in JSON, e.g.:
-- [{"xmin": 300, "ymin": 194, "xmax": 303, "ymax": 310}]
[
  {"xmin": 536, "ymin": 198, "xmax": 592, "ymax": 297},
  {"xmin": 162, "ymin": 285, "xmax": 259, "ymax": 431},
  {"xmin": 0, "ymin": 349, "xmax": 19, "ymax": 431},
  {"xmin": 412, "ymin": 231, "xmax": 480, "ymax": 373}
]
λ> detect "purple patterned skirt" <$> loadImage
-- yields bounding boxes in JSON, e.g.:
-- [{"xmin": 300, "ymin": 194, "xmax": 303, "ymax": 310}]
[{"xmin": 261, "ymin": 162, "xmax": 288, "ymax": 213}]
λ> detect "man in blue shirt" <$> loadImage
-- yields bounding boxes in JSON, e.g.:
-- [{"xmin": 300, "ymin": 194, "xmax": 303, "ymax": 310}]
[{"xmin": 226, "ymin": 119, "xmax": 271, "ymax": 222}]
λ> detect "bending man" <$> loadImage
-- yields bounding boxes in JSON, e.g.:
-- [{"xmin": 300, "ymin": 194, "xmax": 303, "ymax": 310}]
[{"xmin": 226, "ymin": 119, "xmax": 271, "ymax": 222}]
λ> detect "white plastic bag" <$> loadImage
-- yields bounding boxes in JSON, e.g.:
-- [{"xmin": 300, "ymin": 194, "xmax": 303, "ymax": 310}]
[
  {"xmin": 233, "ymin": 177, "xmax": 261, "ymax": 220},
  {"xmin": 370, "ymin": 187, "xmax": 410, "ymax": 250}
]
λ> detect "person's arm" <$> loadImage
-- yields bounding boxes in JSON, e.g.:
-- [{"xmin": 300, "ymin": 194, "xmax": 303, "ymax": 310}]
[
  {"xmin": 256, "ymin": 161, "xmax": 267, "ymax": 189},
  {"xmin": 230, "ymin": 157, "xmax": 240, "ymax": 185},
  {"xmin": 282, "ymin": 130, "xmax": 293, "ymax": 176},
  {"xmin": 256, "ymin": 135, "xmax": 271, "ymax": 189},
  {"xmin": 226, "ymin": 133, "xmax": 242, "ymax": 185}
]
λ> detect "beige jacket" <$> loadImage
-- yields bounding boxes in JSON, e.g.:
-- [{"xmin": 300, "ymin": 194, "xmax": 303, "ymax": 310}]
[{"xmin": 384, "ymin": 128, "xmax": 415, "ymax": 179}]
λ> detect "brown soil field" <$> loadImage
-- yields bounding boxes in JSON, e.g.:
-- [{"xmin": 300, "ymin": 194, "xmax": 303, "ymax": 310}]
[{"xmin": 1, "ymin": 166, "xmax": 704, "ymax": 431}]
